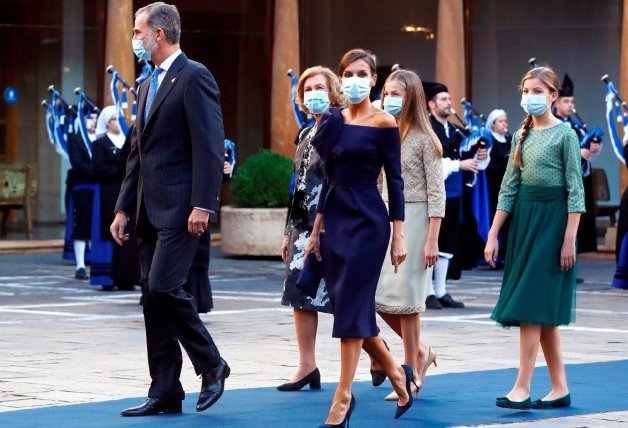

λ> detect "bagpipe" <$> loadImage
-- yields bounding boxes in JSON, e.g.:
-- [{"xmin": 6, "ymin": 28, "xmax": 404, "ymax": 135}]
[
  {"xmin": 456, "ymin": 98, "xmax": 492, "ymax": 241},
  {"xmin": 601, "ymin": 74, "xmax": 627, "ymax": 164},
  {"xmin": 74, "ymin": 87, "xmax": 101, "ymax": 157},
  {"xmin": 42, "ymin": 85, "xmax": 77, "ymax": 158},
  {"xmin": 107, "ymin": 62, "xmax": 152, "ymax": 136},
  {"xmin": 461, "ymin": 97, "xmax": 485, "ymax": 131}
]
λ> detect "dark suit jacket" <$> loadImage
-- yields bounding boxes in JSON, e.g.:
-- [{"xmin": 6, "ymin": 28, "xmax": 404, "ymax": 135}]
[{"xmin": 115, "ymin": 52, "xmax": 225, "ymax": 229}]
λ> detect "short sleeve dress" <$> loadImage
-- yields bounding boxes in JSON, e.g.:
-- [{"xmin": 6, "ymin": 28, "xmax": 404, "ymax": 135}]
[
  {"xmin": 491, "ymin": 122, "xmax": 585, "ymax": 327},
  {"xmin": 312, "ymin": 108, "xmax": 404, "ymax": 338}
]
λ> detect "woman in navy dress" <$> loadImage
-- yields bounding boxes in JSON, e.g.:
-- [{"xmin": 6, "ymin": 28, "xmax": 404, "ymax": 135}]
[{"xmin": 305, "ymin": 49, "xmax": 415, "ymax": 427}]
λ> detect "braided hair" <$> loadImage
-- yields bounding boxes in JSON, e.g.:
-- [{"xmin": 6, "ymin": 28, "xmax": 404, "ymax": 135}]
[{"xmin": 513, "ymin": 66, "xmax": 559, "ymax": 167}]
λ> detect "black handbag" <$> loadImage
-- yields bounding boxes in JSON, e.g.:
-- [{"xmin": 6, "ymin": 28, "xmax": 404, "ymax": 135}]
[{"xmin": 296, "ymin": 233, "xmax": 326, "ymax": 299}]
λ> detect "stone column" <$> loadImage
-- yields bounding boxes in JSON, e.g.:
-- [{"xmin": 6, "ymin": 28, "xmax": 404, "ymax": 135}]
[
  {"xmin": 103, "ymin": 0, "xmax": 134, "ymax": 108},
  {"xmin": 270, "ymin": 0, "xmax": 299, "ymax": 158},
  {"xmin": 619, "ymin": 0, "xmax": 628, "ymax": 191},
  {"xmin": 435, "ymin": 0, "xmax": 466, "ymax": 118}
]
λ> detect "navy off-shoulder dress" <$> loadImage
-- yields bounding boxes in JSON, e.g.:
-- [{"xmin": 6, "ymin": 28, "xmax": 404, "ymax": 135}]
[{"xmin": 312, "ymin": 108, "xmax": 404, "ymax": 338}]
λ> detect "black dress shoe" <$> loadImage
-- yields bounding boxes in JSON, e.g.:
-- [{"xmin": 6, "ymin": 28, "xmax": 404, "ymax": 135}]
[
  {"xmin": 277, "ymin": 367, "xmax": 321, "ymax": 391},
  {"xmin": 425, "ymin": 295, "xmax": 443, "ymax": 309},
  {"xmin": 120, "ymin": 398, "xmax": 182, "ymax": 416},
  {"xmin": 74, "ymin": 267, "xmax": 89, "ymax": 280},
  {"xmin": 196, "ymin": 358, "xmax": 231, "ymax": 412},
  {"xmin": 438, "ymin": 293, "xmax": 465, "ymax": 308}
]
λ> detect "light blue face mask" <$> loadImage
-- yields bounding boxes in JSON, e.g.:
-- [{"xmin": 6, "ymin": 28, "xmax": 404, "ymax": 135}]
[
  {"xmin": 341, "ymin": 77, "xmax": 372, "ymax": 104},
  {"xmin": 132, "ymin": 32, "xmax": 157, "ymax": 61},
  {"xmin": 520, "ymin": 94, "xmax": 548, "ymax": 116},
  {"xmin": 303, "ymin": 90, "xmax": 330, "ymax": 114},
  {"xmin": 383, "ymin": 96, "xmax": 403, "ymax": 117}
]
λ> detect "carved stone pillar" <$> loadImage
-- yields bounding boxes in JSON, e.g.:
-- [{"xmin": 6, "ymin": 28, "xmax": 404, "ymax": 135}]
[
  {"xmin": 435, "ymin": 0, "xmax": 466, "ymax": 117},
  {"xmin": 270, "ymin": 0, "xmax": 299, "ymax": 158},
  {"xmin": 103, "ymin": 0, "xmax": 134, "ymax": 108}
]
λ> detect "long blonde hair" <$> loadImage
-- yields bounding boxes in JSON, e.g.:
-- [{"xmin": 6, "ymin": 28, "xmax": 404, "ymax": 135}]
[
  {"xmin": 514, "ymin": 66, "xmax": 559, "ymax": 166},
  {"xmin": 382, "ymin": 70, "xmax": 442, "ymax": 157}
]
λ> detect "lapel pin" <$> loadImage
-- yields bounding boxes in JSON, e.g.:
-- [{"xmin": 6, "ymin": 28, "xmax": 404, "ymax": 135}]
[{"xmin": 171, "ymin": 78, "xmax": 176, "ymax": 83}]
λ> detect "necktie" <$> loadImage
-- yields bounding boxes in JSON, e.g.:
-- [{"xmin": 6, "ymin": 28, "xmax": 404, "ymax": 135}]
[{"xmin": 144, "ymin": 67, "xmax": 163, "ymax": 125}]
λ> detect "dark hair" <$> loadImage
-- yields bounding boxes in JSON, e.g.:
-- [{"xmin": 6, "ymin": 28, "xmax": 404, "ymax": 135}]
[
  {"xmin": 514, "ymin": 66, "xmax": 559, "ymax": 166},
  {"xmin": 135, "ymin": 2, "xmax": 181, "ymax": 44},
  {"xmin": 338, "ymin": 48, "xmax": 377, "ymax": 77}
]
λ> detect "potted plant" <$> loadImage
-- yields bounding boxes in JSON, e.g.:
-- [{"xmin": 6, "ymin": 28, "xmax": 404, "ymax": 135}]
[{"xmin": 220, "ymin": 150, "xmax": 293, "ymax": 256}]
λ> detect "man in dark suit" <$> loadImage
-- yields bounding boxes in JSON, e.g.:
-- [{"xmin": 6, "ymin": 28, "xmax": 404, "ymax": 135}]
[{"xmin": 110, "ymin": 2, "xmax": 229, "ymax": 416}]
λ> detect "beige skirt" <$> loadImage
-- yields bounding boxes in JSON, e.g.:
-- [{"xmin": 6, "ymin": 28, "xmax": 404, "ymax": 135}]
[{"xmin": 375, "ymin": 202, "xmax": 431, "ymax": 314}]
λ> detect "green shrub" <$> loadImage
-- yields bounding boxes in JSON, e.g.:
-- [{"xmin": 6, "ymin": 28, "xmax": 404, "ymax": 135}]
[{"xmin": 230, "ymin": 150, "xmax": 293, "ymax": 208}]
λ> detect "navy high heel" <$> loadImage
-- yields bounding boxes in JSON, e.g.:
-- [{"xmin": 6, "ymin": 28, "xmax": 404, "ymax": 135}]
[
  {"xmin": 319, "ymin": 394, "xmax": 356, "ymax": 428},
  {"xmin": 394, "ymin": 365, "xmax": 417, "ymax": 419}
]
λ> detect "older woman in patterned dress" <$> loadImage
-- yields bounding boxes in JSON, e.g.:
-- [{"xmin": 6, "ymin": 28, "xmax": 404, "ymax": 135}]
[{"xmin": 277, "ymin": 66, "xmax": 344, "ymax": 391}]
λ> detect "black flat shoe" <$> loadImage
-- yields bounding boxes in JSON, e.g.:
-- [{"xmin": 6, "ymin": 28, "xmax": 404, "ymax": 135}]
[
  {"xmin": 425, "ymin": 295, "xmax": 443, "ymax": 309},
  {"xmin": 531, "ymin": 393, "xmax": 571, "ymax": 409},
  {"xmin": 496, "ymin": 396, "xmax": 531, "ymax": 410},
  {"xmin": 395, "ymin": 365, "xmax": 417, "ymax": 419},
  {"xmin": 74, "ymin": 267, "xmax": 88, "ymax": 280},
  {"xmin": 196, "ymin": 358, "xmax": 230, "ymax": 412},
  {"xmin": 438, "ymin": 293, "xmax": 465, "ymax": 308},
  {"xmin": 277, "ymin": 368, "xmax": 321, "ymax": 391},
  {"xmin": 319, "ymin": 394, "xmax": 355, "ymax": 427},
  {"xmin": 120, "ymin": 398, "xmax": 182, "ymax": 416}
]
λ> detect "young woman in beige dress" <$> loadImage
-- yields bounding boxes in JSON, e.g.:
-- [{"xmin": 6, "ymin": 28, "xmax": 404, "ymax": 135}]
[{"xmin": 373, "ymin": 69, "xmax": 445, "ymax": 400}]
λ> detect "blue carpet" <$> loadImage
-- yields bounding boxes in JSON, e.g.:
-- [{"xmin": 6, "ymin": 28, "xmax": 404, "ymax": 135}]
[{"xmin": 1, "ymin": 360, "xmax": 627, "ymax": 428}]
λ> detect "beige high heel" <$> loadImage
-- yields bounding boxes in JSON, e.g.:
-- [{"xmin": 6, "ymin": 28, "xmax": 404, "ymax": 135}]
[
  {"xmin": 420, "ymin": 347, "xmax": 437, "ymax": 383},
  {"xmin": 383, "ymin": 347, "xmax": 437, "ymax": 401},
  {"xmin": 383, "ymin": 379, "xmax": 422, "ymax": 401}
]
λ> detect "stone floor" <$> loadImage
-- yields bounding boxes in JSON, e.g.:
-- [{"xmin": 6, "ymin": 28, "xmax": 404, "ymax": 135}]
[{"xmin": 0, "ymin": 248, "xmax": 625, "ymax": 427}]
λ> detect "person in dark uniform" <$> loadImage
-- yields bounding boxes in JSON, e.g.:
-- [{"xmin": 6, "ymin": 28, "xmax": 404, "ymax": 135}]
[
  {"xmin": 423, "ymin": 82, "xmax": 483, "ymax": 309},
  {"xmin": 553, "ymin": 74, "xmax": 600, "ymax": 264},
  {"xmin": 67, "ymin": 118, "xmax": 97, "ymax": 280},
  {"xmin": 485, "ymin": 109, "xmax": 512, "ymax": 267},
  {"xmin": 93, "ymin": 106, "xmax": 140, "ymax": 290}
]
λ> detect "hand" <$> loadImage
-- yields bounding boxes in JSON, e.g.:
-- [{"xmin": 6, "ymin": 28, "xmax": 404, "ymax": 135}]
[
  {"xmin": 423, "ymin": 239, "xmax": 439, "ymax": 269},
  {"xmin": 110, "ymin": 212, "xmax": 130, "ymax": 246},
  {"xmin": 188, "ymin": 208, "xmax": 210, "ymax": 236},
  {"xmin": 459, "ymin": 159, "xmax": 479, "ymax": 173},
  {"xmin": 304, "ymin": 233, "xmax": 321, "ymax": 263},
  {"xmin": 590, "ymin": 142, "xmax": 601, "ymax": 154},
  {"xmin": 484, "ymin": 234, "xmax": 499, "ymax": 269},
  {"xmin": 477, "ymin": 148, "xmax": 488, "ymax": 161},
  {"xmin": 560, "ymin": 235, "xmax": 576, "ymax": 271},
  {"xmin": 281, "ymin": 236, "xmax": 290, "ymax": 263},
  {"xmin": 390, "ymin": 236, "xmax": 407, "ymax": 274},
  {"xmin": 224, "ymin": 161, "xmax": 232, "ymax": 175}
]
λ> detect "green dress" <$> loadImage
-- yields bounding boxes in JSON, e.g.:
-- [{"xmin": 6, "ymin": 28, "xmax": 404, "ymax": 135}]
[{"xmin": 491, "ymin": 122, "xmax": 585, "ymax": 327}]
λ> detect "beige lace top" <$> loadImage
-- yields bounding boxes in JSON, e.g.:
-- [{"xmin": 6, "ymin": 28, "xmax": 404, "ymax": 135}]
[{"xmin": 380, "ymin": 128, "xmax": 446, "ymax": 218}]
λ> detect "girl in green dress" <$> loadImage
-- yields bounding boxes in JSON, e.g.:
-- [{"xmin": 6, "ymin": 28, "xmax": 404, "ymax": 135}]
[{"xmin": 484, "ymin": 66, "xmax": 585, "ymax": 410}]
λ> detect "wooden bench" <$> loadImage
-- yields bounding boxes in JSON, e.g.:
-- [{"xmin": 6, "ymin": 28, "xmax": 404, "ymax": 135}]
[{"xmin": 0, "ymin": 163, "xmax": 37, "ymax": 239}]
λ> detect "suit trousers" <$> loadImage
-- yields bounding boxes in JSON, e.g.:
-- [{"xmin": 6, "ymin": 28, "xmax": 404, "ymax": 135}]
[{"xmin": 136, "ymin": 204, "xmax": 221, "ymax": 401}]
